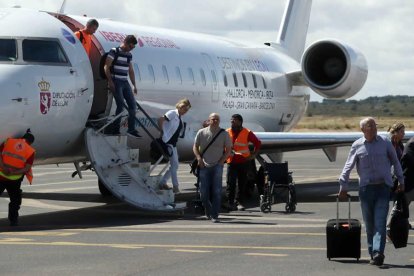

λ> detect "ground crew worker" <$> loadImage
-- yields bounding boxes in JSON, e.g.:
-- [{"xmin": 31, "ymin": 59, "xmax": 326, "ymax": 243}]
[
  {"xmin": 75, "ymin": 19, "xmax": 99, "ymax": 56},
  {"xmin": 0, "ymin": 131, "xmax": 35, "ymax": 226},
  {"xmin": 226, "ymin": 114, "xmax": 261, "ymax": 211}
]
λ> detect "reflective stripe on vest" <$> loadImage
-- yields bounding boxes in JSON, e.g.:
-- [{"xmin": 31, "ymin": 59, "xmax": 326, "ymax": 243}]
[
  {"xmin": 0, "ymin": 171, "xmax": 23, "ymax": 180},
  {"xmin": 226, "ymin": 128, "xmax": 250, "ymax": 163}
]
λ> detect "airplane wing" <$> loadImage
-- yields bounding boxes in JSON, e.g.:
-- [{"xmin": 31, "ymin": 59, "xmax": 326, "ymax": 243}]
[{"xmin": 256, "ymin": 131, "xmax": 414, "ymax": 153}]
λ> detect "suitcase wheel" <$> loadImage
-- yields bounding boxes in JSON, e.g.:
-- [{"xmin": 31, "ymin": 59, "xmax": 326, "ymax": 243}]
[{"xmin": 260, "ymin": 201, "xmax": 271, "ymax": 213}]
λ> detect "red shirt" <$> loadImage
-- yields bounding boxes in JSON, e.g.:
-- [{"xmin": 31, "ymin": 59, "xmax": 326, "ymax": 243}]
[{"xmin": 229, "ymin": 128, "xmax": 261, "ymax": 164}]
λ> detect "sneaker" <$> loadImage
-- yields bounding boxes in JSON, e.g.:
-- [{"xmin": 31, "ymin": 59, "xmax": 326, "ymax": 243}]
[
  {"xmin": 211, "ymin": 217, "xmax": 219, "ymax": 223},
  {"xmin": 205, "ymin": 214, "xmax": 211, "ymax": 220},
  {"xmin": 127, "ymin": 130, "xmax": 142, "ymax": 138},
  {"xmin": 173, "ymin": 186, "xmax": 181, "ymax": 194},
  {"xmin": 369, "ymin": 253, "xmax": 384, "ymax": 266},
  {"xmin": 159, "ymin": 183, "xmax": 171, "ymax": 190},
  {"xmin": 237, "ymin": 203, "xmax": 245, "ymax": 211}
]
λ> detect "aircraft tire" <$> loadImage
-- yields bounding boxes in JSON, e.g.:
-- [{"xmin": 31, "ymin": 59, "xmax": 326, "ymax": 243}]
[{"xmin": 98, "ymin": 179, "xmax": 113, "ymax": 197}]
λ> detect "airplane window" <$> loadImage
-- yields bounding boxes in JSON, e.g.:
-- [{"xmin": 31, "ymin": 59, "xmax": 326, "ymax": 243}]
[
  {"xmin": 148, "ymin": 64, "xmax": 155, "ymax": 83},
  {"xmin": 252, "ymin": 74, "xmax": 257, "ymax": 88},
  {"xmin": 188, "ymin": 68, "xmax": 195, "ymax": 85},
  {"xmin": 23, "ymin": 39, "xmax": 68, "ymax": 64},
  {"xmin": 162, "ymin": 65, "xmax": 169, "ymax": 84},
  {"xmin": 242, "ymin": 73, "xmax": 248, "ymax": 88},
  {"xmin": 233, "ymin": 72, "xmax": 238, "ymax": 87},
  {"xmin": 133, "ymin": 63, "xmax": 141, "ymax": 82},
  {"xmin": 175, "ymin": 66, "xmax": 182, "ymax": 84},
  {"xmin": 211, "ymin": 70, "xmax": 217, "ymax": 85},
  {"xmin": 200, "ymin": 69, "xmax": 206, "ymax": 86},
  {"xmin": 0, "ymin": 39, "xmax": 17, "ymax": 61},
  {"xmin": 223, "ymin": 71, "xmax": 228, "ymax": 87},
  {"xmin": 262, "ymin": 76, "xmax": 267, "ymax": 89}
]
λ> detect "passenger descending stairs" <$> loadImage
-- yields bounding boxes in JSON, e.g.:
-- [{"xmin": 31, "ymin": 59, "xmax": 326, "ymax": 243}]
[{"xmin": 84, "ymin": 101, "xmax": 186, "ymax": 212}]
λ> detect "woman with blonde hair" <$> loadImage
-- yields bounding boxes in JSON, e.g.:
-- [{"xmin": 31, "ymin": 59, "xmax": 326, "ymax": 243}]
[
  {"xmin": 388, "ymin": 122, "xmax": 405, "ymax": 161},
  {"xmin": 158, "ymin": 98, "xmax": 191, "ymax": 194}
]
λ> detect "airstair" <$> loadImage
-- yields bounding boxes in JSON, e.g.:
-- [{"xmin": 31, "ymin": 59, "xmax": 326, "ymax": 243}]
[{"xmin": 83, "ymin": 101, "xmax": 186, "ymax": 212}]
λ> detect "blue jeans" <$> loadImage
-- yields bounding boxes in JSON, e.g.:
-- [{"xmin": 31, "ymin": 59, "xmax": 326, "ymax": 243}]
[
  {"xmin": 112, "ymin": 79, "xmax": 136, "ymax": 132},
  {"xmin": 359, "ymin": 184, "xmax": 391, "ymax": 256},
  {"xmin": 199, "ymin": 164, "xmax": 224, "ymax": 219},
  {"xmin": 160, "ymin": 145, "xmax": 179, "ymax": 188}
]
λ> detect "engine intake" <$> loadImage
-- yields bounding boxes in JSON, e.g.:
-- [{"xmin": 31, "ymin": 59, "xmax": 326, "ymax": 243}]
[{"xmin": 301, "ymin": 40, "xmax": 368, "ymax": 99}]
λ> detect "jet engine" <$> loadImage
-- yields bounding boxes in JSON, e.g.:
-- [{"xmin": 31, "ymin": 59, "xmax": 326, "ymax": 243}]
[{"xmin": 301, "ymin": 40, "xmax": 368, "ymax": 99}]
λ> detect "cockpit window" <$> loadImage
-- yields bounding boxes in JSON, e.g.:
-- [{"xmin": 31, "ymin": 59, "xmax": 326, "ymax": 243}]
[
  {"xmin": 23, "ymin": 39, "xmax": 68, "ymax": 64},
  {"xmin": 0, "ymin": 39, "xmax": 17, "ymax": 61}
]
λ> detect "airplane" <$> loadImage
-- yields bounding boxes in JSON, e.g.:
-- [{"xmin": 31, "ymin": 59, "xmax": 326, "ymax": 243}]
[{"xmin": 0, "ymin": 0, "xmax": 400, "ymax": 211}]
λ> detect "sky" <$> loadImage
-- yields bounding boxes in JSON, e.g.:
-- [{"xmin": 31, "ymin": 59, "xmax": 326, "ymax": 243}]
[{"xmin": 1, "ymin": 0, "xmax": 413, "ymax": 102}]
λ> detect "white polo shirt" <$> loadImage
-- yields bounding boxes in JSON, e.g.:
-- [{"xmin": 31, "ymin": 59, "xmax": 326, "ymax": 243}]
[{"xmin": 161, "ymin": 109, "xmax": 181, "ymax": 143}]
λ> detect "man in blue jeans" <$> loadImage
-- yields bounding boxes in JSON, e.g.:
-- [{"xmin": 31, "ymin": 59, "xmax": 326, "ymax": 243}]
[
  {"xmin": 193, "ymin": 113, "xmax": 232, "ymax": 223},
  {"xmin": 104, "ymin": 35, "xmax": 140, "ymax": 137},
  {"xmin": 339, "ymin": 117, "xmax": 404, "ymax": 266}
]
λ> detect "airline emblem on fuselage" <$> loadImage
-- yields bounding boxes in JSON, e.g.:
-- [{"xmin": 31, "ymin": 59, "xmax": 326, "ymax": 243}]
[{"xmin": 38, "ymin": 78, "xmax": 51, "ymax": 115}]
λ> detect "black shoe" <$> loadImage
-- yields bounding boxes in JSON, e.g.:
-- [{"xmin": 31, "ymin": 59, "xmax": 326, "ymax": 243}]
[
  {"xmin": 9, "ymin": 220, "xmax": 18, "ymax": 227},
  {"xmin": 127, "ymin": 130, "xmax": 142, "ymax": 138},
  {"xmin": 369, "ymin": 253, "xmax": 384, "ymax": 266},
  {"xmin": 226, "ymin": 202, "xmax": 237, "ymax": 211}
]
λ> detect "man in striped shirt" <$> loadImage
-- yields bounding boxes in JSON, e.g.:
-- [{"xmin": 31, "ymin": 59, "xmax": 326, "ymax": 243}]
[{"xmin": 104, "ymin": 35, "xmax": 140, "ymax": 137}]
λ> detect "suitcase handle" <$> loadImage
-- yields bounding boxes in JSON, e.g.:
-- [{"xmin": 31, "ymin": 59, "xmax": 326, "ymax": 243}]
[{"xmin": 336, "ymin": 194, "xmax": 351, "ymax": 229}]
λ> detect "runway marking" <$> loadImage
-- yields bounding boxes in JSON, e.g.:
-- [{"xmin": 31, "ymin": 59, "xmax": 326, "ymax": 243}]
[
  {"xmin": 0, "ymin": 238, "xmax": 33, "ymax": 242},
  {"xmin": 244, "ymin": 253, "xmax": 288, "ymax": 257},
  {"xmin": 110, "ymin": 245, "xmax": 145, "ymax": 249},
  {"xmin": 38, "ymin": 186, "xmax": 97, "ymax": 193},
  {"xmin": 170, "ymin": 249, "xmax": 212, "ymax": 253},
  {"xmin": 71, "ymin": 228, "xmax": 325, "ymax": 236},
  {"xmin": 0, "ymin": 240, "xmax": 326, "ymax": 251},
  {"xmin": 34, "ymin": 170, "xmax": 96, "ymax": 177},
  {"xmin": 27, "ymin": 179, "xmax": 97, "ymax": 187},
  {"xmin": 1, "ymin": 231, "xmax": 77, "ymax": 237},
  {"xmin": 21, "ymin": 199, "xmax": 82, "ymax": 210}
]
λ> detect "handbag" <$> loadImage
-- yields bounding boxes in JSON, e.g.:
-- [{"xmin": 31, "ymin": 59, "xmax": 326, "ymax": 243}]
[
  {"xmin": 190, "ymin": 128, "xmax": 224, "ymax": 176},
  {"xmin": 150, "ymin": 138, "xmax": 172, "ymax": 161},
  {"xmin": 387, "ymin": 192, "xmax": 409, "ymax": 248}
]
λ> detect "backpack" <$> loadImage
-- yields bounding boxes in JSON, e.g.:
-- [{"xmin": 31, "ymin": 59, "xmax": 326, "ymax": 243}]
[{"xmin": 99, "ymin": 47, "xmax": 121, "ymax": 79}]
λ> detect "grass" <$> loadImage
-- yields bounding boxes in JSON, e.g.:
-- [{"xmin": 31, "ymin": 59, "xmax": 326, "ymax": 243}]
[{"xmin": 292, "ymin": 116, "xmax": 414, "ymax": 132}]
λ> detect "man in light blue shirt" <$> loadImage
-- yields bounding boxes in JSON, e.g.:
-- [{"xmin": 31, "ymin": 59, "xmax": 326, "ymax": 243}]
[{"xmin": 339, "ymin": 117, "xmax": 404, "ymax": 266}]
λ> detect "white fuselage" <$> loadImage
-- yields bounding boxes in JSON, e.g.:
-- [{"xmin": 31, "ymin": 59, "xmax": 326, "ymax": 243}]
[{"xmin": 0, "ymin": 8, "xmax": 309, "ymax": 164}]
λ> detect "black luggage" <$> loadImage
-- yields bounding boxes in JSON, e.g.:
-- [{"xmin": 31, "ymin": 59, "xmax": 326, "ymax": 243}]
[
  {"xmin": 326, "ymin": 195, "xmax": 361, "ymax": 261},
  {"xmin": 387, "ymin": 192, "xmax": 409, "ymax": 248}
]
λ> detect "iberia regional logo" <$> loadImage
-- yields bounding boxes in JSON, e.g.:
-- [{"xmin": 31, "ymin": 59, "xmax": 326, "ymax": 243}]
[{"xmin": 38, "ymin": 78, "xmax": 51, "ymax": 115}]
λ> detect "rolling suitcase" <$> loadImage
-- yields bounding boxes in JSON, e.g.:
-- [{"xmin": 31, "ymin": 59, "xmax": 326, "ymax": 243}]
[{"xmin": 326, "ymin": 195, "xmax": 361, "ymax": 261}]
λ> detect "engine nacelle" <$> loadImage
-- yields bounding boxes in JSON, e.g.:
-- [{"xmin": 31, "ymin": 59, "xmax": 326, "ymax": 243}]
[{"xmin": 301, "ymin": 39, "xmax": 368, "ymax": 99}]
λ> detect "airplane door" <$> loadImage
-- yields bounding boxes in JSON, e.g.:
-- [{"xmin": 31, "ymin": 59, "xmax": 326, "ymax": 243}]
[{"xmin": 201, "ymin": 53, "xmax": 219, "ymax": 102}]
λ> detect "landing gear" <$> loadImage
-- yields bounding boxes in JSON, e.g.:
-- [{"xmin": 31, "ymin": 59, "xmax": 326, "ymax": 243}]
[{"xmin": 98, "ymin": 179, "xmax": 113, "ymax": 197}]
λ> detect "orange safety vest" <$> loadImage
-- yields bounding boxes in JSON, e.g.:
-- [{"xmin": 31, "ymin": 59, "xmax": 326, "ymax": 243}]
[
  {"xmin": 0, "ymin": 138, "xmax": 35, "ymax": 184},
  {"xmin": 226, "ymin": 128, "xmax": 250, "ymax": 163}
]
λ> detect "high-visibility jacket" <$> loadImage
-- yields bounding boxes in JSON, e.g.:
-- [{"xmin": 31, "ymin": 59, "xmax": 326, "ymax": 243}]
[
  {"xmin": 226, "ymin": 128, "xmax": 250, "ymax": 163},
  {"xmin": 0, "ymin": 138, "xmax": 35, "ymax": 184},
  {"xmin": 75, "ymin": 30, "xmax": 92, "ymax": 56}
]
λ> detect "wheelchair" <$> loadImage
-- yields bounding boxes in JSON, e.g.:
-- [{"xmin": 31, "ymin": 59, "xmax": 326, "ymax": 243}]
[{"xmin": 259, "ymin": 162, "xmax": 297, "ymax": 213}]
